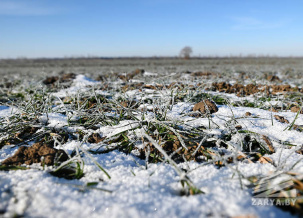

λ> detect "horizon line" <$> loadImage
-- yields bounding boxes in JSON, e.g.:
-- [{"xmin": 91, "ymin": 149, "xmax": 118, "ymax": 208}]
[{"xmin": 1, "ymin": 55, "xmax": 303, "ymax": 61}]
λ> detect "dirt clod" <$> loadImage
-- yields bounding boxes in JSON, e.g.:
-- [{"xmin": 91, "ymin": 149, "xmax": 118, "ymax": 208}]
[
  {"xmin": 293, "ymin": 125, "xmax": 303, "ymax": 132},
  {"xmin": 60, "ymin": 73, "xmax": 76, "ymax": 82},
  {"xmin": 296, "ymin": 146, "xmax": 303, "ymax": 155},
  {"xmin": 245, "ymin": 112, "xmax": 252, "ymax": 116},
  {"xmin": 267, "ymin": 75, "xmax": 281, "ymax": 82},
  {"xmin": 291, "ymin": 106, "xmax": 303, "ymax": 114},
  {"xmin": 261, "ymin": 135, "xmax": 275, "ymax": 153},
  {"xmin": 269, "ymin": 108, "xmax": 278, "ymax": 112},
  {"xmin": 43, "ymin": 76, "xmax": 59, "ymax": 85},
  {"xmin": 87, "ymin": 133, "xmax": 106, "ymax": 144},
  {"xmin": 274, "ymin": 115, "xmax": 289, "ymax": 124},
  {"xmin": 43, "ymin": 73, "xmax": 76, "ymax": 85},
  {"xmin": 191, "ymin": 71, "xmax": 214, "ymax": 77},
  {"xmin": 118, "ymin": 69, "xmax": 144, "ymax": 81},
  {"xmin": 271, "ymin": 84, "xmax": 292, "ymax": 94},
  {"xmin": 0, "ymin": 126, "xmax": 40, "ymax": 149},
  {"xmin": 2, "ymin": 141, "xmax": 68, "ymax": 166},
  {"xmin": 193, "ymin": 99, "xmax": 218, "ymax": 114}
]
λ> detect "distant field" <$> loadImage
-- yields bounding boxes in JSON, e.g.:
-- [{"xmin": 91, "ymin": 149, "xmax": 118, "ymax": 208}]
[{"xmin": 1, "ymin": 57, "xmax": 303, "ymax": 78}]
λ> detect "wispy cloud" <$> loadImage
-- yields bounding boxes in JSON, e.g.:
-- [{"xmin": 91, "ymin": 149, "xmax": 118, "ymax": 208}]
[
  {"xmin": 0, "ymin": 1, "xmax": 60, "ymax": 16},
  {"xmin": 231, "ymin": 16, "xmax": 289, "ymax": 30}
]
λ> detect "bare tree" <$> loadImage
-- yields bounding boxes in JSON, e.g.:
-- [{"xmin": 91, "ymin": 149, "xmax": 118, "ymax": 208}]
[{"xmin": 179, "ymin": 46, "xmax": 193, "ymax": 59}]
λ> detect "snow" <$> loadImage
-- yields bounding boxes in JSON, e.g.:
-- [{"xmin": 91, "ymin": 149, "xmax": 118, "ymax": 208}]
[
  {"xmin": 52, "ymin": 75, "xmax": 101, "ymax": 98},
  {"xmin": 0, "ymin": 106, "xmax": 18, "ymax": 117},
  {"xmin": 143, "ymin": 71, "xmax": 158, "ymax": 77},
  {"xmin": 39, "ymin": 113, "xmax": 68, "ymax": 128},
  {"xmin": 0, "ymin": 152, "xmax": 291, "ymax": 218}
]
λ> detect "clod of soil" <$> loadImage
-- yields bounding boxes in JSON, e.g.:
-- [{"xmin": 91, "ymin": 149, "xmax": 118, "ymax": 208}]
[
  {"xmin": 261, "ymin": 135, "xmax": 275, "ymax": 153},
  {"xmin": 245, "ymin": 112, "xmax": 252, "ymax": 116},
  {"xmin": 0, "ymin": 81, "xmax": 13, "ymax": 88},
  {"xmin": 291, "ymin": 106, "xmax": 303, "ymax": 114},
  {"xmin": 43, "ymin": 73, "xmax": 76, "ymax": 85},
  {"xmin": 96, "ymin": 75, "xmax": 106, "ymax": 81},
  {"xmin": 274, "ymin": 115, "xmax": 289, "ymax": 124},
  {"xmin": 211, "ymin": 82, "xmax": 300, "ymax": 97},
  {"xmin": 133, "ymin": 68, "xmax": 145, "ymax": 75},
  {"xmin": 296, "ymin": 146, "xmax": 303, "ymax": 155},
  {"xmin": 293, "ymin": 125, "xmax": 303, "ymax": 132},
  {"xmin": 211, "ymin": 82, "xmax": 260, "ymax": 96},
  {"xmin": 271, "ymin": 84, "xmax": 293, "ymax": 95},
  {"xmin": 269, "ymin": 108, "xmax": 278, "ymax": 112},
  {"xmin": 191, "ymin": 71, "xmax": 214, "ymax": 77},
  {"xmin": 16, "ymin": 126, "xmax": 40, "ymax": 139},
  {"xmin": 118, "ymin": 69, "xmax": 144, "ymax": 81},
  {"xmin": 235, "ymin": 125, "xmax": 242, "ymax": 130},
  {"xmin": 241, "ymin": 84, "xmax": 260, "ymax": 96},
  {"xmin": 87, "ymin": 133, "xmax": 106, "ymax": 144},
  {"xmin": 60, "ymin": 73, "xmax": 76, "ymax": 82},
  {"xmin": 267, "ymin": 75, "xmax": 281, "ymax": 82},
  {"xmin": 0, "ymin": 126, "xmax": 40, "ymax": 149},
  {"xmin": 43, "ymin": 76, "xmax": 59, "ymax": 85},
  {"xmin": 1, "ymin": 141, "xmax": 68, "ymax": 166},
  {"xmin": 193, "ymin": 99, "xmax": 218, "ymax": 114}
]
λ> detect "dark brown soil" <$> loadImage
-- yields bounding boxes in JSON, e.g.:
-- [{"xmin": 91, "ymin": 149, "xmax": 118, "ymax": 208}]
[
  {"xmin": 43, "ymin": 76, "xmax": 59, "ymax": 85},
  {"xmin": 269, "ymin": 108, "xmax": 278, "ymax": 112},
  {"xmin": 274, "ymin": 115, "xmax": 289, "ymax": 124},
  {"xmin": 291, "ymin": 106, "xmax": 303, "ymax": 114},
  {"xmin": 267, "ymin": 75, "xmax": 281, "ymax": 82},
  {"xmin": 210, "ymin": 82, "xmax": 299, "ymax": 96},
  {"xmin": 43, "ymin": 73, "xmax": 76, "ymax": 85},
  {"xmin": 193, "ymin": 99, "xmax": 218, "ymax": 114},
  {"xmin": 261, "ymin": 135, "xmax": 275, "ymax": 153},
  {"xmin": 271, "ymin": 84, "xmax": 294, "ymax": 94},
  {"xmin": 1, "ymin": 141, "xmax": 68, "ymax": 166},
  {"xmin": 118, "ymin": 69, "xmax": 144, "ymax": 81},
  {"xmin": 60, "ymin": 73, "xmax": 76, "ymax": 82},
  {"xmin": 87, "ymin": 133, "xmax": 106, "ymax": 144},
  {"xmin": 293, "ymin": 125, "xmax": 303, "ymax": 132},
  {"xmin": 245, "ymin": 112, "xmax": 252, "ymax": 116},
  {"xmin": 0, "ymin": 126, "xmax": 39, "ymax": 149},
  {"xmin": 296, "ymin": 146, "xmax": 303, "ymax": 155},
  {"xmin": 191, "ymin": 71, "xmax": 215, "ymax": 77}
]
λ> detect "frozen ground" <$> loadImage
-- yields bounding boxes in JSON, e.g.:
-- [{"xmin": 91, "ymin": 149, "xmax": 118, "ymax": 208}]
[{"xmin": 1, "ymin": 66, "xmax": 303, "ymax": 217}]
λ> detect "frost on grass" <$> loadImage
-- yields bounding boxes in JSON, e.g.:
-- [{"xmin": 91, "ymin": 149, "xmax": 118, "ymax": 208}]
[{"xmin": 1, "ymin": 65, "xmax": 303, "ymax": 218}]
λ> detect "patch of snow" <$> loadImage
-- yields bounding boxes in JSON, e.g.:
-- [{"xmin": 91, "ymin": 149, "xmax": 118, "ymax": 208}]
[
  {"xmin": 0, "ymin": 106, "xmax": 18, "ymax": 117},
  {"xmin": 39, "ymin": 113, "xmax": 68, "ymax": 128},
  {"xmin": 72, "ymin": 75, "xmax": 100, "ymax": 87},
  {"xmin": 52, "ymin": 75, "xmax": 100, "ymax": 98},
  {"xmin": 143, "ymin": 71, "xmax": 158, "ymax": 77}
]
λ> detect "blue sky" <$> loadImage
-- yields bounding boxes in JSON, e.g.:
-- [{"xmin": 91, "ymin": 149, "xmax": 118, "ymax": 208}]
[{"xmin": 0, "ymin": 0, "xmax": 302, "ymax": 58}]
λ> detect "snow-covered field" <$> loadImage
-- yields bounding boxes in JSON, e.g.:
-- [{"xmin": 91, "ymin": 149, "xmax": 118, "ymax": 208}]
[{"xmin": 1, "ymin": 62, "xmax": 303, "ymax": 217}]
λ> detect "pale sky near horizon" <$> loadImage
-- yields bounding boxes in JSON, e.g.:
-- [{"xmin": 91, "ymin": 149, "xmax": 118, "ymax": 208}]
[{"xmin": 0, "ymin": 0, "xmax": 302, "ymax": 58}]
